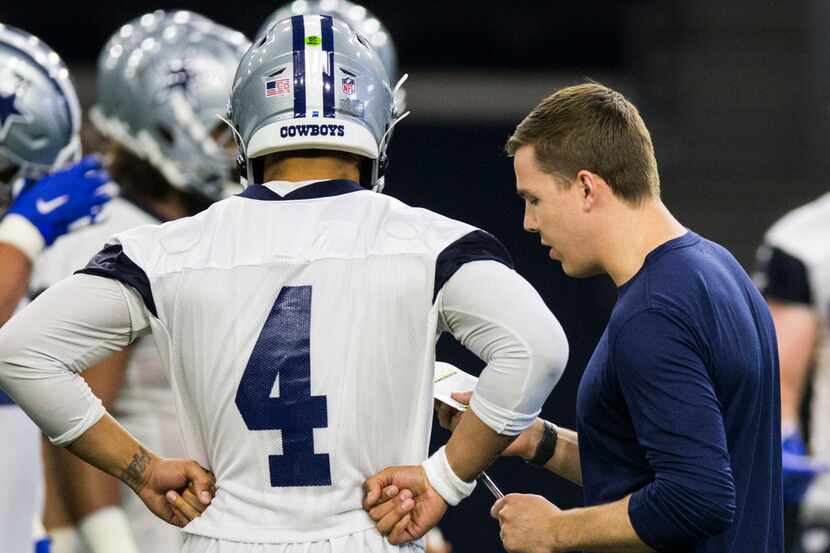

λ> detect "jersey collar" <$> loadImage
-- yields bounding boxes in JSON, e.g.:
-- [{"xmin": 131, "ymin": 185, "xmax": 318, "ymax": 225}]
[{"xmin": 238, "ymin": 179, "xmax": 364, "ymax": 201}]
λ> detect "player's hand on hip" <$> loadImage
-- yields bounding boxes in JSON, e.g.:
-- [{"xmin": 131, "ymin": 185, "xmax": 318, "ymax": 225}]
[
  {"xmin": 6, "ymin": 155, "xmax": 115, "ymax": 245},
  {"xmin": 491, "ymin": 494, "xmax": 563, "ymax": 553},
  {"xmin": 164, "ymin": 475, "xmax": 217, "ymax": 525},
  {"xmin": 136, "ymin": 456, "xmax": 215, "ymax": 528},
  {"xmin": 363, "ymin": 465, "xmax": 448, "ymax": 545}
]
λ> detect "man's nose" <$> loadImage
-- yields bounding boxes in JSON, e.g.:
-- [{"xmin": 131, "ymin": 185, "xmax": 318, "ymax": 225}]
[{"xmin": 523, "ymin": 205, "xmax": 538, "ymax": 234}]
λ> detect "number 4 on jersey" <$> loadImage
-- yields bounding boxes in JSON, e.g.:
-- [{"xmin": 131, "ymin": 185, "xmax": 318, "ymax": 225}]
[{"xmin": 235, "ymin": 286, "xmax": 331, "ymax": 486}]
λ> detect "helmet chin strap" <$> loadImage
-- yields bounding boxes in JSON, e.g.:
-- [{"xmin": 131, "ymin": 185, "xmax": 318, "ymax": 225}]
[
  {"xmin": 374, "ymin": 108, "xmax": 410, "ymax": 193},
  {"xmin": 392, "ymin": 73, "xmax": 409, "ymax": 99},
  {"xmin": 379, "ymin": 110, "xmax": 410, "ymax": 155}
]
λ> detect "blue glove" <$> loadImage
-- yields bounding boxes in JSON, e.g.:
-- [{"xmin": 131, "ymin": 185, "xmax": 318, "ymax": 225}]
[
  {"xmin": 5, "ymin": 155, "xmax": 114, "ymax": 246},
  {"xmin": 783, "ymin": 430, "xmax": 829, "ymax": 504}
]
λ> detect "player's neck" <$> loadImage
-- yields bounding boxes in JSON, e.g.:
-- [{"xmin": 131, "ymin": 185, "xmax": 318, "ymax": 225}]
[
  {"xmin": 599, "ymin": 198, "xmax": 687, "ymax": 287},
  {"xmin": 263, "ymin": 156, "xmax": 360, "ymax": 184}
]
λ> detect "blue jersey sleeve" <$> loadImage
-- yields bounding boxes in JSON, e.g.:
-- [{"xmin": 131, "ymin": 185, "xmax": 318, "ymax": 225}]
[{"xmin": 612, "ymin": 309, "xmax": 737, "ymax": 550}]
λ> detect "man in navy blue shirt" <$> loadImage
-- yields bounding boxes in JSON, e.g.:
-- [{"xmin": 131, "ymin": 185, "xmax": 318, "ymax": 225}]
[
  {"xmin": 361, "ymin": 83, "xmax": 782, "ymax": 552},
  {"xmin": 484, "ymin": 83, "xmax": 782, "ymax": 552}
]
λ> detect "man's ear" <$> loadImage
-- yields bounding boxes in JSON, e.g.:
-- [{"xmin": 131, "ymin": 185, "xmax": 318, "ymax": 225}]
[{"xmin": 576, "ymin": 170, "xmax": 599, "ymax": 211}]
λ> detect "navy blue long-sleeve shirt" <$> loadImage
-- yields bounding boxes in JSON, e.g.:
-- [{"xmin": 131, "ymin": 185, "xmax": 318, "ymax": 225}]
[{"xmin": 576, "ymin": 231, "xmax": 783, "ymax": 552}]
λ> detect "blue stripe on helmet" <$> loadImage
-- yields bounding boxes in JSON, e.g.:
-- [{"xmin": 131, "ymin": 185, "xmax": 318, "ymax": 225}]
[
  {"xmin": 320, "ymin": 15, "xmax": 335, "ymax": 118},
  {"xmin": 291, "ymin": 15, "xmax": 306, "ymax": 118}
]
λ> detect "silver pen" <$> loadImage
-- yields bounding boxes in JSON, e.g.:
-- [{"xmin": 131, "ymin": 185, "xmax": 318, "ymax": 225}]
[{"xmin": 477, "ymin": 471, "xmax": 504, "ymax": 499}]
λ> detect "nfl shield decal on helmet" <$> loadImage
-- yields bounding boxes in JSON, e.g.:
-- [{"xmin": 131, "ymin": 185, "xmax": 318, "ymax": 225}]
[{"xmin": 342, "ymin": 77, "xmax": 355, "ymax": 96}]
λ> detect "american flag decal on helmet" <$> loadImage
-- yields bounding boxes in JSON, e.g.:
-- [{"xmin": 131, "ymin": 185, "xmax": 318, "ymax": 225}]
[{"xmin": 265, "ymin": 78, "xmax": 290, "ymax": 97}]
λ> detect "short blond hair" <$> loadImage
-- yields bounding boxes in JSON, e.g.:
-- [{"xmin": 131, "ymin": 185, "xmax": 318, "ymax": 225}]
[{"xmin": 506, "ymin": 82, "xmax": 660, "ymax": 204}]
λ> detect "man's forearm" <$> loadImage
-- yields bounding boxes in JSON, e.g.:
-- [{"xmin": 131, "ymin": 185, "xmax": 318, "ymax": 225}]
[
  {"xmin": 0, "ymin": 242, "xmax": 32, "ymax": 324},
  {"xmin": 544, "ymin": 425, "xmax": 581, "ymax": 485},
  {"xmin": 552, "ymin": 495, "xmax": 652, "ymax": 553},
  {"xmin": 66, "ymin": 414, "xmax": 158, "ymax": 494},
  {"xmin": 445, "ymin": 409, "xmax": 515, "ymax": 481},
  {"xmin": 513, "ymin": 419, "xmax": 582, "ymax": 485}
]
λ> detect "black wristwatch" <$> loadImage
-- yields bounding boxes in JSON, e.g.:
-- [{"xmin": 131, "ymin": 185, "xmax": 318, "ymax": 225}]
[{"xmin": 527, "ymin": 420, "xmax": 558, "ymax": 467}]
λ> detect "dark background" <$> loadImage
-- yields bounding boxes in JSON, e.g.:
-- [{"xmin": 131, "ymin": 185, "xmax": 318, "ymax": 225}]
[{"xmin": 4, "ymin": 1, "xmax": 828, "ymax": 551}]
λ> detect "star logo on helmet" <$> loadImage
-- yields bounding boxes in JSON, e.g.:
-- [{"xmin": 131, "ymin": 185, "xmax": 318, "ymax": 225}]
[
  {"xmin": 160, "ymin": 63, "xmax": 197, "ymax": 100},
  {"xmin": 0, "ymin": 92, "xmax": 28, "ymax": 143}
]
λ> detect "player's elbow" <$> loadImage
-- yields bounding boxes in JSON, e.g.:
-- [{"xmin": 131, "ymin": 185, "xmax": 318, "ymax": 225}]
[
  {"xmin": 521, "ymin": 312, "xmax": 569, "ymax": 405},
  {"xmin": 0, "ymin": 336, "xmax": 18, "ymax": 392},
  {"xmin": 535, "ymin": 314, "xmax": 569, "ymax": 383}
]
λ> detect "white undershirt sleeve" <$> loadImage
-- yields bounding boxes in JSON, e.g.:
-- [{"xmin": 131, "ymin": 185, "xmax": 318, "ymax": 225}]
[
  {"xmin": 0, "ymin": 273, "xmax": 151, "ymax": 446},
  {"xmin": 438, "ymin": 261, "xmax": 568, "ymax": 436}
]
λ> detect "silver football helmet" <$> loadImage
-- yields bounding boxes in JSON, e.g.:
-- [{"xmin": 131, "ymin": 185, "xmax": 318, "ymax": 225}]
[
  {"xmin": 230, "ymin": 14, "xmax": 405, "ymax": 191},
  {"xmin": 94, "ymin": 12, "xmax": 250, "ymax": 200},
  {"xmin": 256, "ymin": 1, "xmax": 406, "ymax": 115},
  {"xmin": 89, "ymin": 10, "xmax": 168, "ymax": 152},
  {"xmin": 257, "ymin": 1, "xmax": 398, "ymax": 81},
  {"xmin": 0, "ymin": 24, "xmax": 81, "ymax": 192}
]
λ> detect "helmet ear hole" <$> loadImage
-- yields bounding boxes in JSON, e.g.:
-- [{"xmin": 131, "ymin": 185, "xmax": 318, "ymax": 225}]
[
  {"xmin": 156, "ymin": 124, "xmax": 175, "ymax": 144},
  {"xmin": 354, "ymin": 32, "xmax": 371, "ymax": 51}
]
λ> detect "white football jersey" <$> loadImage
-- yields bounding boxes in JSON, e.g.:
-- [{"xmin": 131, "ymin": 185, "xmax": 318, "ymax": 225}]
[
  {"xmin": 80, "ymin": 180, "xmax": 515, "ymax": 544},
  {"xmin": 756, "ymin": 191, "xmax": 830, "ymax": 515}
]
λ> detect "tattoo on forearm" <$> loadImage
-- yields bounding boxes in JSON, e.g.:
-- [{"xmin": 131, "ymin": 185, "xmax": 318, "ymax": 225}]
[{"xmin": 122, "ymin": 447, "xmax": 151, "ymax": 492}]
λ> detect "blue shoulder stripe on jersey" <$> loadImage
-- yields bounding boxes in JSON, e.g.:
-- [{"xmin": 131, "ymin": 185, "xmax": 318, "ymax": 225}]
[
  {"xmin": 321, "ymin": 15, "xmax": 335, "ymax": 118},
  {"xmin": 76, "ymin": 244, "xmax": 158, "ymax": 317},
  {"xmin": 0, "ymin": 389, "xmax": 14, "ymax": 406},
  {"xmin": 291, "ymin": 15, "xmax": 307, "ymax": 118},
  {"xmin": 434, "ymin": 230, "xmax": 515, "ymax": 301},
  {"xmin": 238, "ymin": 179, "xmax": 363, "ymax": 201}
]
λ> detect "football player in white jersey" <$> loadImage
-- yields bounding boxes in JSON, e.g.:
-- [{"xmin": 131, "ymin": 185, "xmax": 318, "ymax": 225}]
[
  {"xmin": 0, "ymin": 14, "xmax": 568, "ymax": 553},
  {"xmin": 0, "ymin": 24, "xmax": 115, "ymax": 553},
  {"xmin": 33, "ymin": 12, "xmax": 250, "ymax": 553},
  {"xmin": 256, "ymin": 7, "xmax": 452, "ymax": 551},
  {"xmin": 755, "ymin": 196, "xmax": 830, "ymax": 552}
]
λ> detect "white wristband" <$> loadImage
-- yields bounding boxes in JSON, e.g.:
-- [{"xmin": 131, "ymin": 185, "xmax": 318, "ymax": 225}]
[
  {"xmin": 78, "ymin": 506, "xmax": 141, "ymax": 553},
  {"xmin": 421, "ymin": 445, "xmax": 477, "ymax": 506},
  {"xmin": 48, "ymin": 526, "xmax": 84, "ymax": 553},
  {"xmin": 0, "ymin": 213, "xmax": 45, "ymax": 261}
]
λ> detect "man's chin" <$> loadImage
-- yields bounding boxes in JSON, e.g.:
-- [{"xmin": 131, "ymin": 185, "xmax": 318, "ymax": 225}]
[{"xmin": 560, "ymin": 260, "xmax": 602, "ymax": 279}]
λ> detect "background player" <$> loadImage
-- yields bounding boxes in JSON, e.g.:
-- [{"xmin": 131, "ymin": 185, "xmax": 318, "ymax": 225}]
[
  {"xmin": 0, "ymin": 14, "xmax": 568, "ymax": 553},
  {"xmin": 0, "ymin": 23, "xmax": 114, "ymax": 553},
  {"xmin": 756, "ymin": 195, "xmax": 830, "ymax": 552},
  {"xmin": 35, "ymin": 12, "xmax": 249, "ymax": 553}
]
